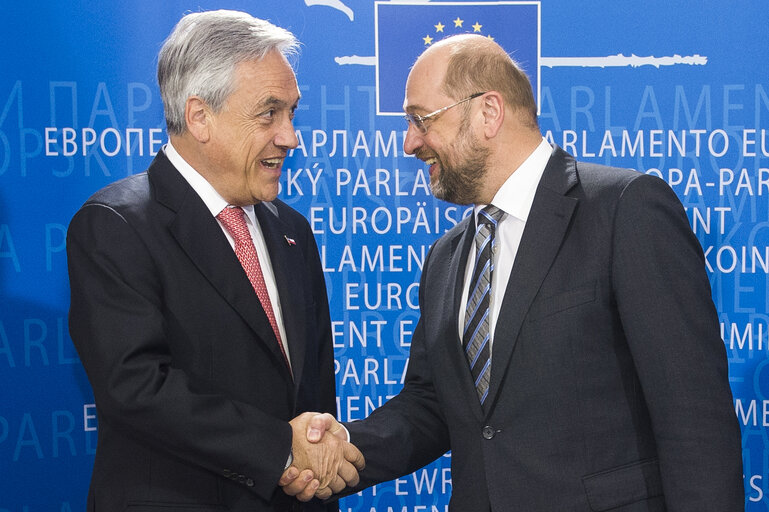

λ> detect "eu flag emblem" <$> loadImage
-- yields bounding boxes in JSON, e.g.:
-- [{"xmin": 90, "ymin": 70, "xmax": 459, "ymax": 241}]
[{"xmin": 375, "ymin": 1, "xmax": 540, "ymax": 115}]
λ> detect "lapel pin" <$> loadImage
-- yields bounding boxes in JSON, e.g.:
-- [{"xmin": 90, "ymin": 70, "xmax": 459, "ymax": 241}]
[{"xmin": 284, "ymin": 235, "xmax": 296, "ymax": 246}]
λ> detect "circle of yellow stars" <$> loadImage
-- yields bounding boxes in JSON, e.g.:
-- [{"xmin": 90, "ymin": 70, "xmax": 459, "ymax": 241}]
[{"xmin": 423, "ymin": 17, "xmax": 494, "ymax": 45}]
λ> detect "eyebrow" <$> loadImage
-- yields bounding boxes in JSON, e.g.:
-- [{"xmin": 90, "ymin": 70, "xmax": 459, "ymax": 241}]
[
  {"xmin": 404, "ymin": 103, "xmax": 429, "ymax": 114},
  {"xmin": 248, "ymin": 96, "xmax": 300, "ymax": 120},
  {"xmin": 258, "ymin": 96, "xmax": 287, "ymax": 108},
  {"xmin": 256, "ymin": 95, "xmax": 300, "ymax": 111}
]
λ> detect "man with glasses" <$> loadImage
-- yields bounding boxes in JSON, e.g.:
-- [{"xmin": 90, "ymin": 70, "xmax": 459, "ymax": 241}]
[{"xmin": 285, "ymin": 33, "xmax": 743, "ymax": 510}]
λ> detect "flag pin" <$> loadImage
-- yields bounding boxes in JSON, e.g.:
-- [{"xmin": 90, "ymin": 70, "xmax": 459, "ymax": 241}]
[{"xmin": 284, "ymin": 235, "xmax": 296, "ymax": 246}]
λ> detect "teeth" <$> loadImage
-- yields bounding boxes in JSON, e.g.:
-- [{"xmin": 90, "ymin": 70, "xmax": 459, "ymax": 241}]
[
  {"xmin": 425, "ymin": 158, "xmax": 437, "ymax": 166},
  {"xmin": 261, "ymin": 158, "xmax": 282, "ymax": 168}
]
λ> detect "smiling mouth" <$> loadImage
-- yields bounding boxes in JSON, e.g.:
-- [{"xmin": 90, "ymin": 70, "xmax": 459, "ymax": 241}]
[
  {"xmin": 423, "ymin": 157, "xmax": 438, "ymax": 173},
  {"xmin": 261, "ymin": 157, "xmax": 283, "ymax": 170}
]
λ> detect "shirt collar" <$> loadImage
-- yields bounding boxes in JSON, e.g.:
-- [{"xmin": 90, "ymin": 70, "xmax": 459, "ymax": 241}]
[
  {"xmin": 474, "ymin": 138, "xmax": 553, "ymax": 222},
  {"xmin": 163, "ymin": 141, "xmax": 256, "ymax": 220}
]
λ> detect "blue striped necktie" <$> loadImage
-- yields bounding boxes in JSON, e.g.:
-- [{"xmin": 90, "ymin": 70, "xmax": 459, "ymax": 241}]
[{"xmin": 463, "ymin": 204, "xmax": 504, "ymax": 404}]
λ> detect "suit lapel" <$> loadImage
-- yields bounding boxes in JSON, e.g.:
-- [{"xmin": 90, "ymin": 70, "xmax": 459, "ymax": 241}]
[
  {"xmin": 254, "ymin": 203, "xmax": 307, "ymax": 387},
  {"xmin": 445, "ymin": 216, "xmax": 487, "ymax": 421},
  {"xmin": 149, "ymin": 154, "xmax": 292, "ymax": 380},
  {"xmin": 485, "ymin": 146, "xmax": 579, "ymax": 415}
]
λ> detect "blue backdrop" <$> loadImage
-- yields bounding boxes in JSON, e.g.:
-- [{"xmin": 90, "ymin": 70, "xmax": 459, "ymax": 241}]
[{"xmin": 1, "ymin": 0, "xmax": 767, "ymax": 509}]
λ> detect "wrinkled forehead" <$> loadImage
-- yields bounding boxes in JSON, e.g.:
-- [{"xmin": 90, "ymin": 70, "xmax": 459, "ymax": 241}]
[{"xmin": 233, "ymin": 51, "xmax": 300, "ymax": 101}]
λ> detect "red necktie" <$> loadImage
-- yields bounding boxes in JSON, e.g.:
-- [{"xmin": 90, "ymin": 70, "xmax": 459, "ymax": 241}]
[{"xmin": 217, "ymin": 206, "xmax": 291, "ymax": 373}]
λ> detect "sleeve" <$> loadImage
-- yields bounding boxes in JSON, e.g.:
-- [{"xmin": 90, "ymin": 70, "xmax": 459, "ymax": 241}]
[
  {"xmin": 302, "ymin": 216, "xmax": 338, "ymax": 416},
  {"xmin": 611, "ymin": 174, "xmax": 743, "ymax": 511},
  {"xmin": 343, "ymin": 246, "xmax": 451, "ymax": 489},
  {"xmin": 67, "ymin": 203, "xmax": 292, "ymax": 501},
  {"xmin": 299, "ymin": 214, "xmax": 340, "ymax": 512}
]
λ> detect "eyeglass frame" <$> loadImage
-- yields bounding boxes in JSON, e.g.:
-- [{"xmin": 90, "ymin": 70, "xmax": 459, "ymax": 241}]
[{"xmin": 404, "ymin": 92, "xmax": 487, "ymax": 134}]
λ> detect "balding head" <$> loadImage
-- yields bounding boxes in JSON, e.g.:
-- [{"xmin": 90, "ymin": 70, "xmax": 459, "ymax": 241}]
[
  {"xmin": 413, "ymin": 34, "xmax": 538, "ymax": 129},
  {"xmin": 403, "ymin": 34, "xmax": 543, "ymax": 205}
]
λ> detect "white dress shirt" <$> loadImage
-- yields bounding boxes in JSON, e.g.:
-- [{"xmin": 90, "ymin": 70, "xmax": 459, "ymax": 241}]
[
  {"xmin": 164, "ymin": 142, "xmax": 291, "ymax": 368},
  {"xmin": 458, "ymin": 138, "xmax": 553, "ymax": 352}
]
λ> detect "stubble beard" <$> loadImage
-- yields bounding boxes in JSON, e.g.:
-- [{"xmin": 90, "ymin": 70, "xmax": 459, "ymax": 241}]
[{"xmin": 429, "ymin": 121, "xmax": 490, "ymax": 206}]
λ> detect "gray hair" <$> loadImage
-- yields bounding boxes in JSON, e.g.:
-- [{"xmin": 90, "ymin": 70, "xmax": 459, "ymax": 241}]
[{"xmin": 158, "ymin": 10, "xmax": 299, "ymax": 135}]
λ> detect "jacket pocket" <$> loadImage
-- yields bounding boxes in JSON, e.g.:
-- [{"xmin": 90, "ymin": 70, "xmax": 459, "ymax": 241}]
[
  {"xmin": 527, "ymin": 281, "xmax": 596, "ymax": 322},
  {"xmin": 582, "ymin": 458, "xmax": 663, "ymax": 511}
]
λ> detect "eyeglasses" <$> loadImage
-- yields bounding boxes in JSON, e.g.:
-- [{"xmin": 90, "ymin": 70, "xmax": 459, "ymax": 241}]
[{"xmin": 404, "ymin": 92, "xmax": 486, "ymax": 134}]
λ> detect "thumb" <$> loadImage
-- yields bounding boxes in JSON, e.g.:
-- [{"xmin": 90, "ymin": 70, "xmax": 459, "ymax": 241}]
[{"xmin": 306, "ymin": 413, "xmax": 335, "ymax": 443}]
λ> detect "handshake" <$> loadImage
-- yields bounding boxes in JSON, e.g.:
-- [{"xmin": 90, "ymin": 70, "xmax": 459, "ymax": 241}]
[{"xmin": 279, "ymin": 412, "xmax": 364, "ymax": 501}]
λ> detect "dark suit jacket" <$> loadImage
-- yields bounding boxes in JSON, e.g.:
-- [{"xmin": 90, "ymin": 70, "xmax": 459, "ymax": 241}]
[
  {"xmin": 346, "ymin": 146, "xmax": 743, "ymax": 511},
  {"xmin": 67, "ymin": 151, "xmax": 337, "ymax": 512}
]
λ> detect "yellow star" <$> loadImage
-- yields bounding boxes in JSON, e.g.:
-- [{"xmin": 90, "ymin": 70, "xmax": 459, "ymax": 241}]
[
  {"xmin": 486, "ymin": 34, "xmax": 495, "ymax": 41},
  {"xmin": 435, "ymin": 22, "xmax": 445, "ymax": 33},
  {"xmin": 453, "ymin": 17, "xmax": 463, "ymax": 28},
  {"xmin": 423, "ymin": 34, "xmax": 434, "ymax": 45},
  {"xmin": 472, "ymin": 22, "xmax": 482, "ymax": 32}
]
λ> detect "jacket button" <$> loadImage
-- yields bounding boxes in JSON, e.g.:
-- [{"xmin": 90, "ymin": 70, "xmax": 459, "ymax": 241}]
[{"xmin": 482, "ymin": 425, "xmax": 495, "ymax": 439}]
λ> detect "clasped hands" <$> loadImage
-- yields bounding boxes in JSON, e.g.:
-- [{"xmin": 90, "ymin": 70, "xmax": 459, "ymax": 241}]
[{"xmin": 279, "ymin": 412, "xmax": 363, "ymax": 501}]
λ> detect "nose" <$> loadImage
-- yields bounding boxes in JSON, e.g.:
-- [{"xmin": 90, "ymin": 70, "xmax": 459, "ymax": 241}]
[
  {"xmin": 402, "ymin": 123, "xmax": 423, "ymax": 155},
  {"xmin": 274, "ymin": 116, "xmax": 299, "ymax": 150}
]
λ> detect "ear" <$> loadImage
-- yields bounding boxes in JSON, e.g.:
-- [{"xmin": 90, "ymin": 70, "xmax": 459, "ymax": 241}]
[
  {"xmin": 185, "ymin": 96, "xmax": 212, "ymax": 143},
  {"xmin": 480, "ymin": 91, "xmax": 504, "ymax": 138}
]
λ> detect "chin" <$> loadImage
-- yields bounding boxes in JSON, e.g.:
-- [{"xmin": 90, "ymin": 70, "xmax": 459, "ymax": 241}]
[{"xmin": 253, "ymin": 190, "xmax": 280, "ymax": 204}]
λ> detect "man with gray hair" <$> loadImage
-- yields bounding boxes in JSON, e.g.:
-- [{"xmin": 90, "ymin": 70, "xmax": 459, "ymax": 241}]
[{"xmin": 67, "ymin": 10, "xmax": 362, "ymax": 511}]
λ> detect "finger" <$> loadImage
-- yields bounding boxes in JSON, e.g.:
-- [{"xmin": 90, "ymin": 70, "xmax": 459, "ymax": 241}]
[
  {"xmin": 278, "ymin": 466, "xmax": 299, "ymax": 487},
  {"xmin": 295, "ymin": 478, "xmax": 320, "ymax": 502},
  {"xmin": 281, "ymin": 469, "xmax": 314, "ymax": 498},
  {"xmin": 328, "ymin": 473, "xmax": 346, "ymax": 494},
  {"xmin": 315, "ymin": 485, "xmax": 333, "ymax": 500},
  {"xmin": 336, "ymin": 459, "xmax": 360, "ymax": 487},
  {"xmin": 306, "ymin": 413, "xmax": 335, "ymax": 442},
  {"xmin": 343, "ymin": 441, "xmax": 366, "ymax": 471}
]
